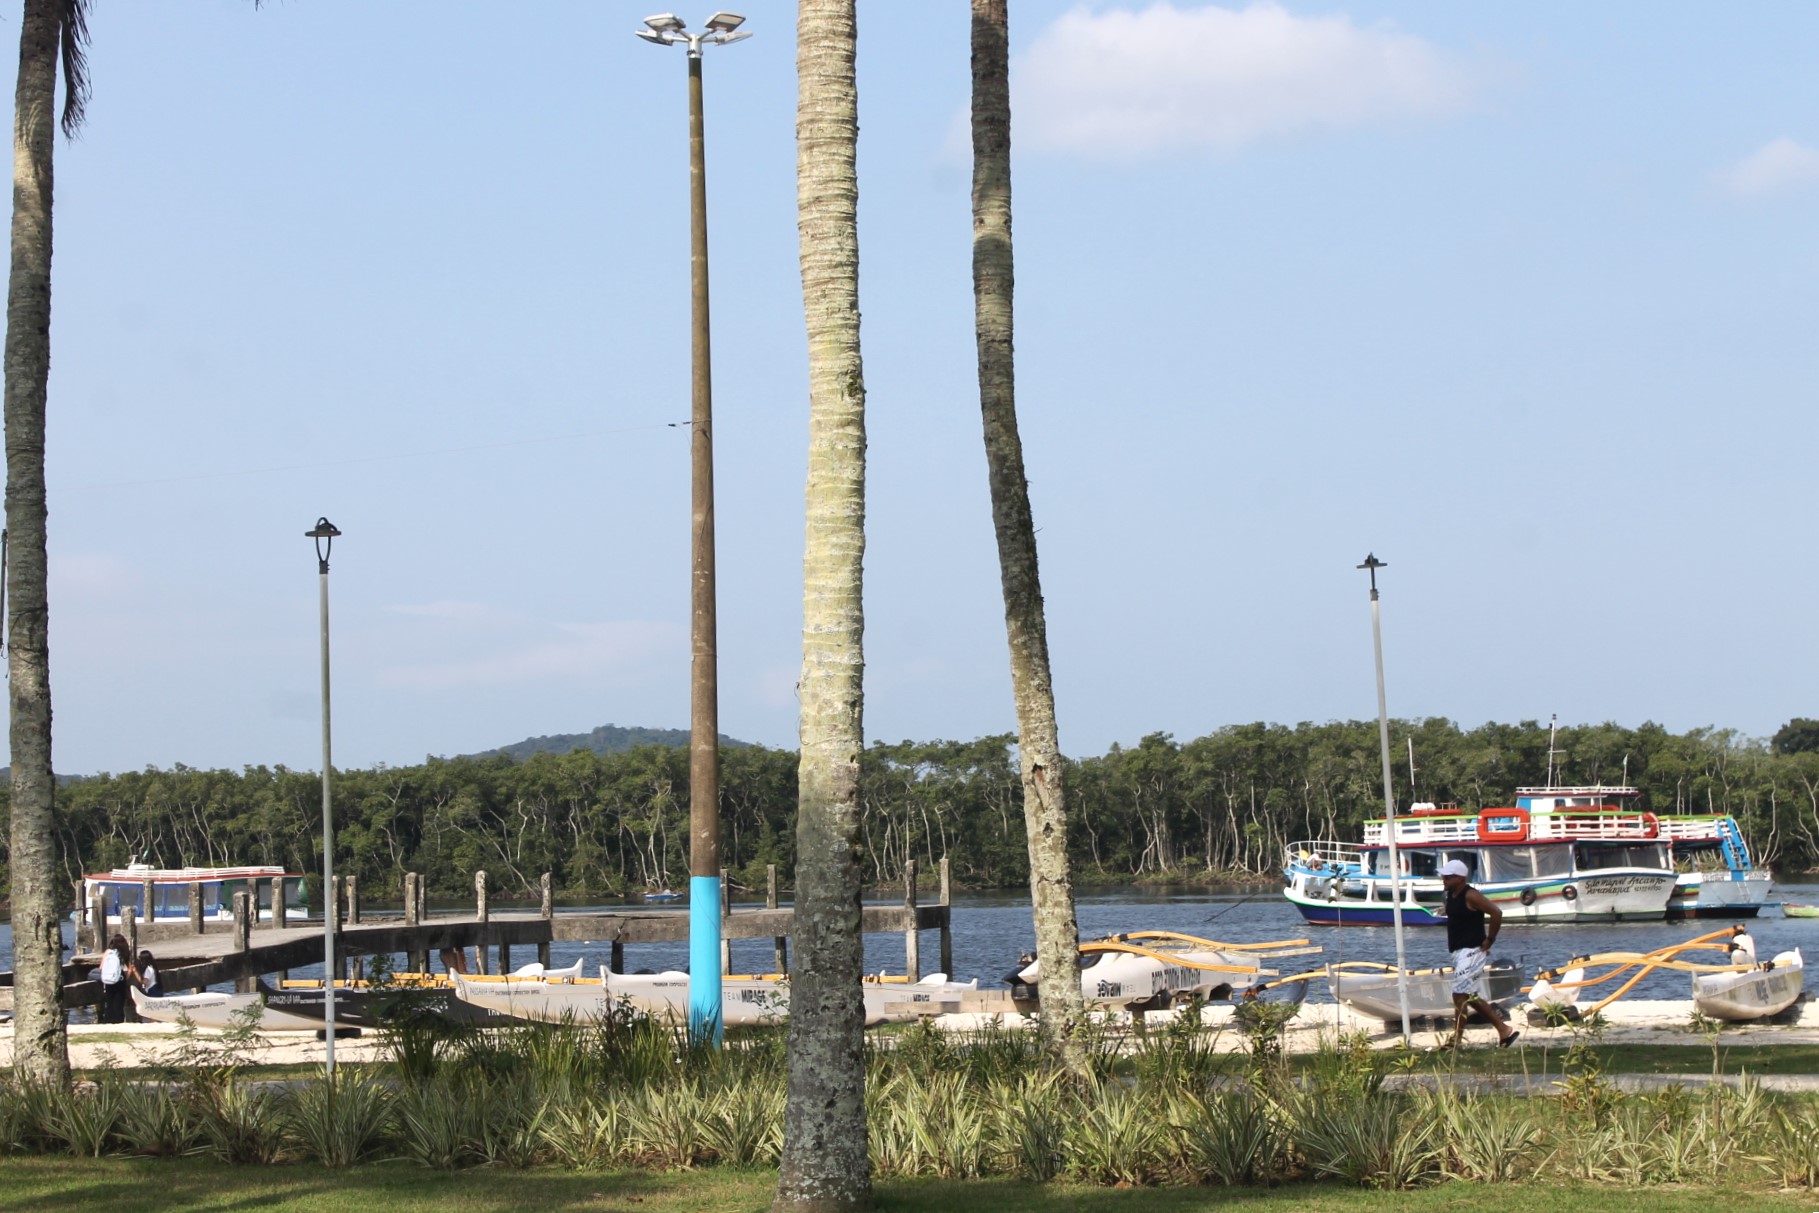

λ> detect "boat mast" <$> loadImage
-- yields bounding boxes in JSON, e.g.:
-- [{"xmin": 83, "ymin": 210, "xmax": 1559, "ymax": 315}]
[{"xmin": 1545, "ymin": 714, "xmax": 1561, "ymax": 787}]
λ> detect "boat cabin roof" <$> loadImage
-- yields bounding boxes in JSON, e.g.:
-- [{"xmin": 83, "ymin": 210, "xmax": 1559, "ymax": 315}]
[{"xmin": 82, "ymin": 865, "xmax": 298, "ymax": 885}]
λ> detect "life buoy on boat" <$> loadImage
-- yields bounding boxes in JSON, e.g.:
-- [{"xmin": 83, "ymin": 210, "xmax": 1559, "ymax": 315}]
[
  {"xmin": 1476, "ymin": 808, "xmax": 1529, "ymax": 842},
  {"xmin": 1561, "ymin": 884, "xmax": 1579, "ymax": 902},
  {"xmin": 1519, "ymin": 886, "xmax": 1537, "ymax": 907}
]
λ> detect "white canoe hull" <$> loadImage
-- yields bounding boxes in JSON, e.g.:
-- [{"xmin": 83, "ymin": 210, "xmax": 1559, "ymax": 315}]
[
  {"xmin": 1692, "ymin": 950, "xmax": 1804, "ymax": 1021},
  {"xmin": 1327, "ymin": 961, "xmax": 1525, "ymax": 1021},
  {"xmin": 1020, "ymin": 948, "xmax": 1272, "ymax": 1009},
  {"xmin": 129, "ymin": 985, "xmax": 321, "ymax": 1032},
  {"xmin": 453, "ymin": 969, "xmax": 979, "ymax": 1027}
]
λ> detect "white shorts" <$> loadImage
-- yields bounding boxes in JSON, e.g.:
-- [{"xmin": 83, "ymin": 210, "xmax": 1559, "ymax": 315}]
[{"xmin": 1450, "ymin": 947, "xmax": 1490, "ymax": 998}]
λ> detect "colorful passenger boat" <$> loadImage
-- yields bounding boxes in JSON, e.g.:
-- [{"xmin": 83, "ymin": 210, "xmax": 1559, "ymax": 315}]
[{"xmin": 1283, "ymin": 784, "xmax": 1768, "ymax": 926}]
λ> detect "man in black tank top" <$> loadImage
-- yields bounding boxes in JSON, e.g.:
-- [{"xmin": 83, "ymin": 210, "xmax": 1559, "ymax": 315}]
[{"xmin": 1439, "ymin": 860, "xmax": 1520, "ymax": 1050}]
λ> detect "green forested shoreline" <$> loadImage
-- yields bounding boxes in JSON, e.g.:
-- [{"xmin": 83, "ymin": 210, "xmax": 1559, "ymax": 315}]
[{"xmin": 5, "ymin": 718, "xmax": 1817, "ymax": 903}]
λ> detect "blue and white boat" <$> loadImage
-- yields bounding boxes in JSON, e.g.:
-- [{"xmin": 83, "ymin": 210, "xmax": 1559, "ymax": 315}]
[{"xmin": 74, "ymin": 860, "xmax": 307, "ymax": 926}]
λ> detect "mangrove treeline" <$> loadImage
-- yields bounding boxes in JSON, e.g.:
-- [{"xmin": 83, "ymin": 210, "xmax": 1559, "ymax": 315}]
[{"xmin": 7, "ymin": 717, "xmax": 1819, "ymax": 903}]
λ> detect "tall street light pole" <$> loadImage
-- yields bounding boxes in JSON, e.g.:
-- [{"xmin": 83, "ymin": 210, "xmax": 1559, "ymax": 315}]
[
  {"xmin": 636, "ymin": 10, "xmax": 751, "ymax": 1046},
  {"xmin": 1359, "ymin": 554, "xmax": 1413, "ymax": 1046},
  {"xmin": 308, "ymin": 518, "xmax": 341, "ymax": 1076}
]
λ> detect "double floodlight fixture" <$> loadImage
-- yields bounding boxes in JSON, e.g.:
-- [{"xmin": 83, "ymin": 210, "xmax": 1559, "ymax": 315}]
[{"xmin": 636, "ymin": 11, "xmax": 751, "ymax": 52}]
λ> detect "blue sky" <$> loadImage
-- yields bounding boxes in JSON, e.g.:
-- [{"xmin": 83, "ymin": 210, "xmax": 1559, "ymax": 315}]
[{"xmin": 35, "ymin": 2, "xmax": 1819, "ymax": 775}]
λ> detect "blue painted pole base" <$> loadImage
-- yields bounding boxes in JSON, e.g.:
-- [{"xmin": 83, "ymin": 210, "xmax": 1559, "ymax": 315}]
[{"xmin": 688, "ymin": 875, "xmax": 724, "ymax": 1046}]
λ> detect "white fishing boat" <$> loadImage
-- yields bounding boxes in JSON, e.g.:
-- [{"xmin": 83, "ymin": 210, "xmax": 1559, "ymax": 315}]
[
  {"xmin": 74, "ymin": 860, "xmax": 308, "ymax": 926},
  {"xmin": 1692, "ymin": 949, "xmax": 1804, "ymax": 1022},
  {"xmin": 1325, "ymin": 959, "xmax": 1525, "ymax": 1021},
  {"xmin": 129, "ymin": 985, "xmax": 320, "ymax": 1032}
]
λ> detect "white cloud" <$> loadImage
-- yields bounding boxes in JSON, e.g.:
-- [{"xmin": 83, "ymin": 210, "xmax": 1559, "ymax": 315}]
[
  {"xmin": 1016, "ymin": 2, "xmax": 1474, "ymax": 159},
  {"xmin": 1717, "ymin": 137, "xmax": 1819, "ymax": 198},
  {"xmin": 378, "ymin": 619, "xmax": 682, "ymax": 690}
]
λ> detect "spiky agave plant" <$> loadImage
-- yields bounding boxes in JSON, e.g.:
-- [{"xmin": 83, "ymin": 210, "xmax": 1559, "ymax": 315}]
[{"xmin": 286, "ymin": 1070, "xmax": 394, "ymax": 1167}]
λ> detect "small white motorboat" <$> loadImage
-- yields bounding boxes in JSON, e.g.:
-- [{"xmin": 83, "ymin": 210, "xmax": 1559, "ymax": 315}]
[
  {"xmin": 1692, "ymin": 948, "xmax": 1804, "ymax": 1022},
  {"xmin": 129, "ymin": 985, "xmax": 321, "ymax": 1032},
  {"xmin": 1326, "ymin": 960, "xmax": 1525, "ymax": 1022}
]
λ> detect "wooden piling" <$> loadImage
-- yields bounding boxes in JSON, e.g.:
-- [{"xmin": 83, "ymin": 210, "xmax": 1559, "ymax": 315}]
[
  {"xmin": 140, "ymin": 877, "xmax": 156, "ymax": 928},
  {"xmin": 344, "ymin": 874, "xmax": 360, "ymax": 925},
  {"xmin": 720, "ymin": 866, "xmax": 732, "ymax": 976},
  {"xmin": 90, "ymin": 889, "xmax": 108, "ymax": 953},
  {"xmin": 537, "ymin": 873, "xmax": 553, "ymax": 966},
  {"xmin": 610, "ymin": 939, "xmax": 624, "ymax": 975},
  {"xmin": 768, "ymin": 864, "xmax": 787, "ymax": 974},
  {"xmin": 939, "ymin": 855, "xmax": 953, "ymax": 978},
  {"xmin": 188, "ymin": 882, "xmax": 204, "ymax": 935},
  {"xmin": 403, "ymin": 874, "xmax": 419, "ymax": 925},
  {"xmin": 474, "ymin": 871, "xmax": 489, "ymax": 975},
  {"xmin": 904, "ymin": 859, "xmax": 920, "ymax": 980},
  {"xmin": 403, "ymin": 873, "xmax": 426, "ymax": 973},
  {"xmin": 232, "ymin": 891, "xmax": 253, "ymax": 992},
  {"xmin": 122, "ymin": 905, "xmax": 138, "ymax": 961},
  {"xmin": 270, "ymin": 876, "xmax": 286, "ymax": 927}
]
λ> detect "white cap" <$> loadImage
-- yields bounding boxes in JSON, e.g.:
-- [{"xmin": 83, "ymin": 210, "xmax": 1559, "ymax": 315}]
[{"xmin": 1439, "ymin": 860, "xmax": 1470, "ymax": 879}]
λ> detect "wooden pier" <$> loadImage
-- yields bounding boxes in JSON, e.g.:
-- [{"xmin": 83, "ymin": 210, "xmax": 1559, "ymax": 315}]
[{"xmin": 7, "ymin": 860, "xmax": 955, "ymax": 1013}]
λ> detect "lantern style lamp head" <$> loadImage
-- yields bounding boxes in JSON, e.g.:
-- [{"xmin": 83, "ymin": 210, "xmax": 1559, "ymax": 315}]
[{"xmin": 307, "ymin": 518, "xmax": 341, "ymax": 573}]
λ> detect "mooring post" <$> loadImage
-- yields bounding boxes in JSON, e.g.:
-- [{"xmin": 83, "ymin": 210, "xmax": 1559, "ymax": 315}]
[
  {"xmin": 904, "ymin": 858, "xmax": 920, "ymax": 980},
  {"xmin": 610, "ymin": 937, "xmax": 624, "ymax": 975},
  {"xmin": 187, "ymin": 882, "xmax": 203, "ymax": 936},
  {"xmin": 416, "ymin": 874, "xmax": 427, "ymax": 923},
  {"xmin": 768, "ymin": 864, "xmax": 786, "ymax": 974},
  {"xmin": 122, "ymin": 905, "xmax": 138, "ymax": 962},
  {"xmin": 403, "ymin": 873, "xmax": 425, "ymax": 973},
  {"xmin": 268, "ymin": 876, "xmax": 284, "ymax": 927},
  {"xmin": 537, "ymin": 872, "xmax": 553, "ymax": 967},
  {"xmin": 939, "ymin": 855, "xmax": 953, "ymax": 978},
  {"xmin": 345, "ymin": 874, "xmax": 360, "ymax": 926},
  {"xmin": 720, "ymin": 866, "xmax": 733, "ymax": 976},
  {"xmin": 329, "ymin": 876, "xmax": 344, "ymax": 979},
  {"xmin": 140, "ymin": 877, "xmax": 156, "ymax": 928},
  {"xmin": 90, "ymin": 889, "xmax": 108, "ymax": 953},
  {"xmin": 474, "ymin": 870, "xmax": 489, "ymax": 975},
  {"xmin": 232, "ymin": 890, "xmax": 253, "ymax": 993}
]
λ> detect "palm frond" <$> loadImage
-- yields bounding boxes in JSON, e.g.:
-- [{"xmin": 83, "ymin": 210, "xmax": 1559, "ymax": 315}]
[{"xmin": 58, "ymin": 0, "xmax": 93, "ymax": 138}]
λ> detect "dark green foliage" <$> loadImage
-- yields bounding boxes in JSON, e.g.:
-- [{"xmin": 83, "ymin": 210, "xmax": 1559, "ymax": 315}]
[
  {"xmin": 4, "ymin": 719, "xmax": 1815, "ymax": 899},
  {"xmin": 460, "ymin": 722, "xmax": 752, "ymax": 763}
]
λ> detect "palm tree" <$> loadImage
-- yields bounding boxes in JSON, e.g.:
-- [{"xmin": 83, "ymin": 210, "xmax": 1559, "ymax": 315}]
[
  {"xmin": 5, "ymin": 0, "xmax": 89, "ymax": 1087},
  {"xmin": 970, "ymin": 0, "xmax": 1088, "ymax": 1074},
  {"xmin": 775, "ymin": 2, "xmax": 871, "ymax": 1210}
]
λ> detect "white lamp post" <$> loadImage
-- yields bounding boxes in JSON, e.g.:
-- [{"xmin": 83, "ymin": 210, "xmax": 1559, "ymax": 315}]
[
  {"xmin": 307, "ymin": 517, "xmax": 341, "ymax": 1075},
  {"xmin": 1359, "ymin": 554, "xmax": 1413, "ymax": 1046}
]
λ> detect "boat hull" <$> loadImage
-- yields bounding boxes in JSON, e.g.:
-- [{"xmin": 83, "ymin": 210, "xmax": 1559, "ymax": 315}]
[
  {"xmin": 1667, "ymin": 872, "xmax": 1772, "ymax": 919},
  {"xmin": 130, "ymin": 985, "xmax": 321, "ymax": 1032},
  {"xmin": 456, "ymin": 970, "xmax": 980, "ymax": 1028},
  {"xmin": 257, "ymin": 979, "xmax": 528, "ymax": 1027},
  {"xmin": 1691, "ymin": 951, "xmax": 1804, "ymax": 1021},
  {"xmin": 1326, "ymin": 961, "xmax": 1525, "ymax": 1021}
]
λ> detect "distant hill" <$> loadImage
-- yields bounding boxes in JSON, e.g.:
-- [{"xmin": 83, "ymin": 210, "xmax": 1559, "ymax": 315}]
[{"xmin": 459, "ymin": 723, "xmax": 753, "ymax": 763}]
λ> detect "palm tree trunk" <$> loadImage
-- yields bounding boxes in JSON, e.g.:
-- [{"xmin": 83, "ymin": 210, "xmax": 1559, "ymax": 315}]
[
  {"xmin": 4, "ymin": 0, "xmax": 76, "ymax": 1085},
  {"xmin": 775, "ymin": 2, "xmax": 870, "ymax": 1210},
  {"xmin": 970, "ymin": 0, "xmax": 1087, "ymax": 1075}
]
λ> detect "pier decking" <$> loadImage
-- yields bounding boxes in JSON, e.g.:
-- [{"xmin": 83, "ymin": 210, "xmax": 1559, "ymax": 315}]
[{"xmin": 4, "ymin": 860, "xmax": 955, "ymax": 1013}]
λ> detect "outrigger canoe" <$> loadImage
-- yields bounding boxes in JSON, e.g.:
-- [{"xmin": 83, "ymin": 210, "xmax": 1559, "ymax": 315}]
[
  {"xmin": 1324, "ymin": 960, "xmax": 1525, "ymax": 1022},
  {"xmin": 1013, "ymin": 931, "xmax": 1316, "ymax": 1011},
  {"xmin": 1692, "ymin": 948, "xmax": 1804, "ymax": 1021},
  {"xmin": 452, "ymin": 967, "xmax": 981, "ymax": 1027},
  {"xmin": 129, "ymin": 985, "xmax": 321, "ymax": 1032},
  {"xmin": 1525, "ymin": 925, "xmax": 1773, "ymax": 1017}
]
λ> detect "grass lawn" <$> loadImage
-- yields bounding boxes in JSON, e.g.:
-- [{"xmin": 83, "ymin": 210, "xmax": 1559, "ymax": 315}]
[
  {"xmin": 1401, "ymin": 1041, "xmax": 1819, "ymax": 1077},
  {"xmin": 0, "ymin": 1158, "xmax": 1812, "ymax": 1213}
]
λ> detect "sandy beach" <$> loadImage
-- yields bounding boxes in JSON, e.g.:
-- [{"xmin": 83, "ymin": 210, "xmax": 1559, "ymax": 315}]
[{"xmin": 3, "ymin": 995, "xmax": 1814, "ymax": 1073}]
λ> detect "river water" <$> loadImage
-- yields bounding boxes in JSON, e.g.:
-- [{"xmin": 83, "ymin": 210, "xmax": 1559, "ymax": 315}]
[{"xmin": 7, "ymin": 880, "xmax": 1817, "ymax": 1007}]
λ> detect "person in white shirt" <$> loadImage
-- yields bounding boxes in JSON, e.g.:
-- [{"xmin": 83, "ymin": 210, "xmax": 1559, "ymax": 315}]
[{"xmin": 98, "ymin": 935, "xmax": 130, "ymax": 1023}]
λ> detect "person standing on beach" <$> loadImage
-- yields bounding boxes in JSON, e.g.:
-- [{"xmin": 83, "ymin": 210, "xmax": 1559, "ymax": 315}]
[
  {"xmin": 1439, "ymin": 860, "xmax": 1520, "ymax": 1049},
  {"xmin": 98, "ymin": 934, "xmax": 131, "ymax": 1024}
]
